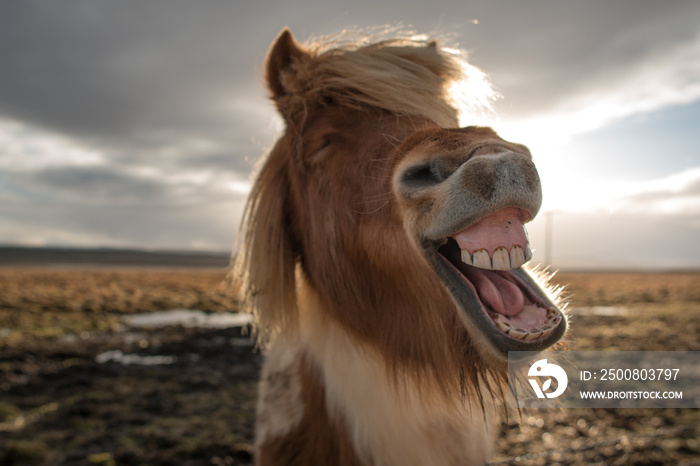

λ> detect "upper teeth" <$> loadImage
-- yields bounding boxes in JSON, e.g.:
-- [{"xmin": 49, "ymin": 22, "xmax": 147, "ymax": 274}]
[
  {"xmin": 461, "ymin": 245, "xmax": 532, "ymax": 270},
  {"xmin": 492, "ymin": 248, "xmax": 509, "ymax": 270}
]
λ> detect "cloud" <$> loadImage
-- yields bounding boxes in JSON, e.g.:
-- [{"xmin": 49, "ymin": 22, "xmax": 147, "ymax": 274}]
[
  {"xmin": 607, "ymin": 167, "xmax": 700, "ymax": 215},
  {"xmin": 1, "ymin": 0, "xmax": 700, "ymax": 260},
  {"xmin": 4, "ymin": 154, "xmax": 251, "ymax": 206},
  {"xmin": 0, "ymin": 118, "xmax": 105, "ymax": 170},
  {"xmin": 3, "ymin": 1, "xmax": 699, "ymax": 147},
  {"xmin": 0, "ymin": 2, "xmax": 267, "ymax": 140},
  {"xmin": 0, "ymin": 197, "xmax": 243, "ymax": 251},
  {"xmin": 488, "ymin": 36, "xmax": 700, "ymax": 160},
  {"xmin": 10, "ymin": 166, "xmax": 167, "ymax": 203},
  {"xmin": 465, "ymin": 0, "xmax": 700, "ymax": 119},
  {"xmin": 0, "ymin": 161, "xmax": 247, "ymax": 250}
]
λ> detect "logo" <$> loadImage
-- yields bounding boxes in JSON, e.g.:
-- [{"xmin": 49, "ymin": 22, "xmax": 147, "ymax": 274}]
[{"xmin": 528, "ymin": 358, "xmax": 568, "ymax": 398}]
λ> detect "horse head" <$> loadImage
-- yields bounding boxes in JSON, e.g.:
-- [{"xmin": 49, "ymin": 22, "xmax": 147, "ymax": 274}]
[{"xmin": 237, "ymin": 27, "xmax": 566, "ymax": 402}]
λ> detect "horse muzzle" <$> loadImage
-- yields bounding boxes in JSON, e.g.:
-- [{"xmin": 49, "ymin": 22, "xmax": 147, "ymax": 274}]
[{"xmin": 392, "ymin": 127, "xmax": 566, "ymax": 361}]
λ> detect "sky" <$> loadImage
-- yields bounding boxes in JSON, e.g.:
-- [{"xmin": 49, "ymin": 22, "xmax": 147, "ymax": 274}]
[{"xmin": 1, "ymin": 0, "xmax": 699, "ymax": 270}]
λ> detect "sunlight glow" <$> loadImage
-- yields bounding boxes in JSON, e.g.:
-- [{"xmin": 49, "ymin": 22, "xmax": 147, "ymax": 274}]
[
  {"xmin": 535, "ymin": 165, "xmax": 700, "ymax": 216},
  {"xmin": 479, "ymin": 33, "xmax": 700, "ymax": 216}
]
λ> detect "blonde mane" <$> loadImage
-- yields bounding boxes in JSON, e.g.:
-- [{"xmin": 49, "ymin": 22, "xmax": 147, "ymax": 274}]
[{"xmin": 273, "ymin": 29, "xmax": 493, "ymax": 127}]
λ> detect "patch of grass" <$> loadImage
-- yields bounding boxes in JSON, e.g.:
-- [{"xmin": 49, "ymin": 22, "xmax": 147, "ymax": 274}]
[
  {"xmin": 554, "ymin": 272, "xmax": 700, "ymax": 307},
  {"xmin": 0, "ymin": 267, "xmax": 240, "ymax": 344},
  {"xmin": 86, "ymin": 452, "xmax": 116, "ymax": 466},
  {"xmin": 0, "ymin": 440, "xmax": 51, "ymax": 466},
  {"xmin": 0, "ymin": 402, "xmax": 21, "ymax": 421},
  {"xmin": 1, "ymin": 268, "xmax": 698, "ymax": 464}
]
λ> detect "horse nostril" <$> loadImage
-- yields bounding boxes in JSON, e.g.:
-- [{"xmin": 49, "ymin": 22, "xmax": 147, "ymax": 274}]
[{"xmin": 399, "ymin": 156, "xmax": 462, "ymax": 188}]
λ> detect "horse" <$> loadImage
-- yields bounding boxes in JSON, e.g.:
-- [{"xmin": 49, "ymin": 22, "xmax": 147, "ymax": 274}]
[{"xmin": 233, "ymin": 27, "xmax": 567, "ymax": 466}]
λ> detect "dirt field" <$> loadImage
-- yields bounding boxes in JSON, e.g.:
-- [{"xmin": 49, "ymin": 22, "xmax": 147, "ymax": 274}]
[{"xmin": 1, "ymin": 267, "xmax": 698, "ymax": 465}]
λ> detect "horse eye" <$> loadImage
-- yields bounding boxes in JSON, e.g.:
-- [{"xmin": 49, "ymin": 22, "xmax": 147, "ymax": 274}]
[{"xmin": 311, "ymin": 139, "xmax": 333, "ymax": 165}]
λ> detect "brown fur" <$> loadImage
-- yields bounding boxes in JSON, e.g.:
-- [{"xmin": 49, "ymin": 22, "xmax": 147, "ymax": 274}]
[{"xmin": 233, "ymin": 27, "xmax": 552, "ymax": 465}]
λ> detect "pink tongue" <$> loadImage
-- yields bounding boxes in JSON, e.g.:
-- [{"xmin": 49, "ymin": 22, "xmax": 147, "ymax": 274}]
[
  {"xmin": 461, "ymin": 268, "xmax": 524, "ymax": 316},
  {"xmin": 453, "ymin": 208, "xmax": 528, "ymax": 255}
]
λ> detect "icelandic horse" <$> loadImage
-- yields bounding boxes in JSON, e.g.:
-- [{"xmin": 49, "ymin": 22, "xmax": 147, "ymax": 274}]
[{"xmin": 233, "ymin": 28, "xmax": 567, "ymax": 466}]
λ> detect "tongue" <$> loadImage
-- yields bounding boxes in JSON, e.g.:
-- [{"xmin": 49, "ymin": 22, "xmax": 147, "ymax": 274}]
[
  {"xmin": 462, "ymin": 268, "xmax": 524, "ymax": 316},
  {"xmin": 453, "ymin": 207, "xmax": 529, "ymax": 255}
]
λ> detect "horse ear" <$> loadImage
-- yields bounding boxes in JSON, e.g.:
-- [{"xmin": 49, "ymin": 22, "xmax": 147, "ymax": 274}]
[
  {"xmin": 266, "ymin": 28, "xmax": 307, "ymax": 101},
  {"xmin": 427, "ymin": 40, "xmax": 438, "ymax": 50}
]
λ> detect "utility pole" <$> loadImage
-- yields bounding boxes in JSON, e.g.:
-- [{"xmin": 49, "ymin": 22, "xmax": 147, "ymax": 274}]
[{"xmin": 544, "ymin": 211, "xmax": 554, "ymax": 268}]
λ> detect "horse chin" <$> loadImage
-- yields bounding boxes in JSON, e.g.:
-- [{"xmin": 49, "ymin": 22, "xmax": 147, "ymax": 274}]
[{"xmin": 421, "ymin": 237, "xmax": 567, "ymax": 362}]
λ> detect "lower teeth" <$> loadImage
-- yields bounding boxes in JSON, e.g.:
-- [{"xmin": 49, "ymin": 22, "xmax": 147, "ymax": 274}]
[{"xmin": 499, "ymin": 307, "xmax": 561, "ymax": 341}]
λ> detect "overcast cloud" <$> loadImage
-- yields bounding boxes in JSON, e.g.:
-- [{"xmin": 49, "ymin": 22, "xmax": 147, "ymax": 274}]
[{"xmin": 1, "ymin": 1, "xmax": 699, "ymax": 268}]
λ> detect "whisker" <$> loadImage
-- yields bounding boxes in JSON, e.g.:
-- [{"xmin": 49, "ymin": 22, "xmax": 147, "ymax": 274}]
[
  {"xmin": 407, "ymin": 112, "xmax": 418, "ymax": 132},
  {"xmin": 362, "ymin": 192, "xmax": 393, "ymax": 201},
  {"xmin": 352, "ymin": 199, "xmax": 390, "ymax": 215},
  {"xmin": 380, "ymin": 133, "xmax": 404, "ymax": 152}
]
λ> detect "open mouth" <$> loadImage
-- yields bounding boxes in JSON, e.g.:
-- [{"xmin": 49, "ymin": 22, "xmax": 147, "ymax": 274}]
[{"xmin": 424, "ymin": 207, "xmax": 566, "ymax": 357}]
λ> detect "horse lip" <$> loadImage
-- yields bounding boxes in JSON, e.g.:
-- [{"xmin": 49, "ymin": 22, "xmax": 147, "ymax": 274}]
[
  {"xmin": 420, "ymin": 241, "xmax": 566, "ymax": 358},
  {"xmin": 423, "ymin": 206, "xmax": 536, "ymax": 246}
]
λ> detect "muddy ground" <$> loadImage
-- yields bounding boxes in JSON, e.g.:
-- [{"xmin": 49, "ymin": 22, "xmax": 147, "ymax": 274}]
[{"xmin": 1, "ymin": 268, "xmax": 699, "ymax": 465}]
